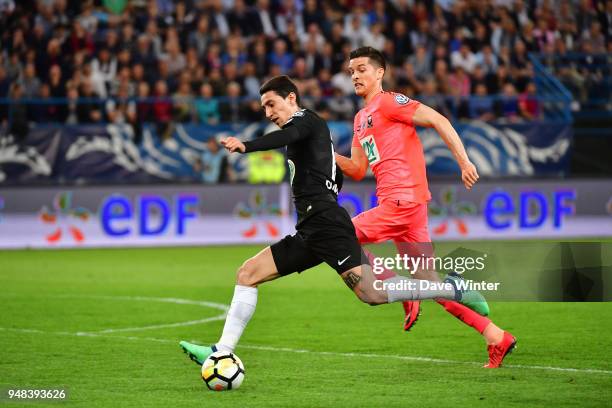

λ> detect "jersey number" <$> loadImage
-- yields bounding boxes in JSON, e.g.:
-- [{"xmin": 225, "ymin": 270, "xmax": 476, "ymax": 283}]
[
  {"xmin": 288, "ymin": 159, "xmax": 295, "ymax": 186},
  {"xmin": 361, "ymin": 135, "xmax": 381, "ymax": 165}
]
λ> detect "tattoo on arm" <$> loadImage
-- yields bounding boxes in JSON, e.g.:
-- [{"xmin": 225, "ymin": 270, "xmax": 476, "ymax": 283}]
[{"xmin": 343, "ymin": 271, "xmax": 361, "ymax": 290}]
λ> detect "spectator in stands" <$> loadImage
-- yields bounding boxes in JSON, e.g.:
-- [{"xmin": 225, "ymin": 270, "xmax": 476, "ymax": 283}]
[
  {"xmin": 173, "ymin": 82, "xmax": 193, "ymax": 123},
  {"xmin": 475, "ymin": 45, "xmax": 499, "ymax": 76},
  {"xmin": 120, "ymin": 23, "xmax": 136, "ymax": 51},
  {"xmin": 451, "ymin": 44, "xmax": 477, "ymax": 74},
  {"xmin": 136, "ymin": 81, "xmax": 153, "ymax": 123},
  {"xmin": 109, "ymin": 67, "xmax": 134, "ymax": 99},
  {"xmin": 471, "ymin": 65, "xmax": 488, "ymax": 93},
  {"xmin": 64, "ymin": 86, "xmax": 79, "ymax": 125},
  {"xmin": 407, "ymin": 44, "xmax": 431, "ymax": 81},
  {"xmin": 250, "ymin": 39, "xmax": 270, "ymax": 78},
  {"xmin": 8, "ymin": 83, "xmax": 28, "ymax": 144},
  {"xmin": 449, "ymin": 66, "xmax": 471, "ymax": 97},
  {"xmin": 219, "ymin": 82, "xmax": 244, "ymax": 123},
  {"xmin": 242, "ymin": 62, "xmax": 261, "ymax": 99},
  {"xmin": 497, "ymin": 83, "xmax": 521, "ymax": 123},
  {"xmin": 18, "ymin": 63, "xmax": 40, "ymax": 99},
  {"xmin": 152, "ymin": 80, "xmax": 172, "ymax": 140},
  {"xmin": 469, "ymin": 83, "xmax": 496, "ymax": 122},
  {"xmin": 106, "ymin": 84, "xmax": 136, "ymax": 127},
  {"xmin": 0, "ymin": 0, "xmax": 607, "ymax": 136},
  {"xmin": 188, "ymin": 16, "xmax": 211, "ymax": 59},
  {"xmin": 331, "ymin": 62, "xmax": 354, "ymax": 96},
  {"xmin": 363, "ymin": 22, "xmax": 386, "ymax": 51},
  {"xmin": 30, "ymin": 84, "xmax": 59, "ymax": 123},
  {"xmin": 242, "ymin": 99, "xmax": 266, "ymax": 122},
  {"xmin": 92, "ymin": 48, "xmax": 116, "ymax": 94},
  {"xmin": 81, "ymin": 60, "xmax": 106, "ymax": 99},
  {"xmin": 77, "ymin": 80, "xmax": 102, "ymax": 123},
  {"xmin": 163, "ymin": 39, "xmax": 186, "ymax": 78},
  {"xmin": 419, "ymin": 78, "xmax": 452, "ymax": 119},
  {"xmin": 397, "ymin": 61, "xmax": 421, "ymax": 94},
  {"xmin": 368, "ymin": 0, "xmax": 389, "ymax": 26},
  {"xmin": 327, "ymin": 87, "xmax": 355, "ymax": 121},
  {"xmin": 227, "ymin": 0, "xmax": 258, "ymax": 37},
  {"xmin": 193, "ymin": 137, "xmax": 228, "ymax": 184},
  {"xmin": 269, "ymin": 39, "xmax": 293, "ymax": 75},
  {"xmin": 253, "ymin": 0, "xmax": 277, "ymax": 38},
  {"xmin": 344, "ymin": 8, "xmax": 369, "ymax": 49},
  {"xmin": 195, "ymin": 83, "xmax": 220, "ymax": 125},
  {"xmin": 519, "ymin": 82, "xmax": 541, "ymax": 121},
  {"xmin": 204, "ymin": 42, "xmax": 223, "ymax": 73},
  {"xmin": 133, "ymin": 35, "xmax": 156, "ymax": 68},
  {"xmin": 0, "ymin": 66, "xmax": 9, "ymax": 124},
  {"xmin": 144, "ymin": 20, "xmax": 163, "ymax": 60}
]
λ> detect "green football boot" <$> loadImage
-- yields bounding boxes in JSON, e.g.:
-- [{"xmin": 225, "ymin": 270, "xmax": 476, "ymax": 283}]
[
  {"xmin": 179, "ymin": 341, "xmax": 216, "ymax": 366},
  {"xmin": 444, "ymin": 274, "xmax": 490, "ymax": 316}
]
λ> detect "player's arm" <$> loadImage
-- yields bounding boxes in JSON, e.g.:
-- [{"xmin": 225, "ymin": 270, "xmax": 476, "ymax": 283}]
[
  {"xmin": 412, "ymin": 104, "xmax": 479, "ymax": 190},
  {"xmin": 221, "ymin": 126, "xmax": 305, "ymax": 153},
  {"xmin": 335, "ymin": 147, "xmax": 368, "ymax": 181}
]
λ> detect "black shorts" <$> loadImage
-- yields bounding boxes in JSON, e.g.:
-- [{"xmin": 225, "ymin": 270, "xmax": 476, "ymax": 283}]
[{"xmin": 271, "ymin": 204, "xmax": 367, "ymax": 276}]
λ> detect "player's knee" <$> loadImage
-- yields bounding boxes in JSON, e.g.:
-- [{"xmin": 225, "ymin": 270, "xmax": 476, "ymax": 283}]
[{"xmin": 236, "ymin": 258, "xmax": 259, "ymax": 287}]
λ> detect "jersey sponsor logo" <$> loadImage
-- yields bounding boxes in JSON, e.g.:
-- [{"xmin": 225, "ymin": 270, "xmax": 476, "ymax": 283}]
[
  {"xmin": 361, "ymin": 135, "xmax": 381, "ymax": 165},
  {"xmin": 287, "ymin": 159, "xmax": 296, "ymax": 186},
  {"xmin": 337, "ymin": 255, "xmax": 351, "ymax": 266},
  {"xmin": 394, "ymin": 93, "xmax": 410, "ymax": 105}
]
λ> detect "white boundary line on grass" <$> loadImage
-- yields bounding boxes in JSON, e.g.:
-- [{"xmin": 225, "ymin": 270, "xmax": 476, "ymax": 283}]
[
  {"xmin": 2, "ymin": 295, "xmax": 611, "ymax": 376},
  {"xmin": 1, "ymin": 327, "xmax": 611, "ymax": 376},
  {"xmin": 50, "ymin": 295, "xmax": 229, "ymax": 335}
]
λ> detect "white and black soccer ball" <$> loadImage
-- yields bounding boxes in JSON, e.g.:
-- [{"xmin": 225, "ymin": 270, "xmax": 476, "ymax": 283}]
[{"xmin": 201, "ymin": 351, "xmax": 245, "ymax": 391}]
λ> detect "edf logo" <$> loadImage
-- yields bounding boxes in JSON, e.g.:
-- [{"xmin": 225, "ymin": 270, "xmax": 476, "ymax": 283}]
[
  {"xmin": 100, "ymin": 194, "xmax": 198, "ymax": 237},
  {"xmin": 484, "ymin": 190, "xmax": 575, "ymax": 230}
]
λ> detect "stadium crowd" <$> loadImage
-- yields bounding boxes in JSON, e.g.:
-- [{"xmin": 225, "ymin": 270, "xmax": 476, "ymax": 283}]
[{"xmin": 0, "ymin": 0, "xmax": 610, "ymax": 140}]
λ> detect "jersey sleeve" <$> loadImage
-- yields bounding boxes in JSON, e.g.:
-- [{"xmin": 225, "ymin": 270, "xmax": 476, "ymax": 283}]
[
  {"xmin": 243, "ymin": 113, "xmax": 311, "ymax": 153},
  {"xmin": 380, "ymin": 93, "xmax": 421, "ymax": 126}
]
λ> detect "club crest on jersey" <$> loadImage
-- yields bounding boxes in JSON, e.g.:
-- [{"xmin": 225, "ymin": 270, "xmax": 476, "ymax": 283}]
[
  {"xmin": 395, "ymin": 93, "xmax": 410, "ymax": 105},
  {"xmin": 367, "ymin": 115, "xmax": 373, "ymax": 128}
]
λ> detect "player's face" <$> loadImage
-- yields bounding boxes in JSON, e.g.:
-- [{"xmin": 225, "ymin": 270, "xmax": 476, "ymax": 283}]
[
  {"xmin": 261, "ymin": 90, "xmax": 297, "ymax": 127},
  {"xmin": 349, "ymin": 57, "xmax": 383, "ymax": 97}
]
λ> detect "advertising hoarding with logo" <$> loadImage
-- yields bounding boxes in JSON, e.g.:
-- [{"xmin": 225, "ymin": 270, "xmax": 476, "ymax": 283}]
[{"xmin": 0, "ymin": 179, "xmax": 610, "ymax": 249}]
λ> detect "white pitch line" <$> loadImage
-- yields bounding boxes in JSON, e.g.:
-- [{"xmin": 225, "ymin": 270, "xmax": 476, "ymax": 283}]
[
  {"xmin": 50, "ymin": 295, "xmax": 228, "ymax": 335},
  {"xmin": 1, "ymin": 327, "xmax": 611, "ymax": 376}
]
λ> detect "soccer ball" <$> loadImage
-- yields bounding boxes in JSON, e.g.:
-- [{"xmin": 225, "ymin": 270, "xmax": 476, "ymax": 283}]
[{"xmin": 201, "ymin": 351, "xmax": 245, "ymax": 391}]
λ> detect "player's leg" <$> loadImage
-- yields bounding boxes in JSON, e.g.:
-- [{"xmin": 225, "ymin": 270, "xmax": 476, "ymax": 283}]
[
  {"xmin": 338, "ymin": 260, "xmax": 486, "ymax": 306},
  {"xmin": 353, "ymin": 201, "xmax": 433, "ymax": 329},
  {"xmin": 398, "ymin": 204, "xmax": 516, "ymax": 367},
  {"xmin": 180, "ymin": 245, "xmax": 281, "ymax": 364},
  {"xmin": 352, "ymin": 204, "xmax": 417, "ymax": 326},
  {"xmin": 304, "ymin": 205, "xmax": 457, "ymax": 304}
]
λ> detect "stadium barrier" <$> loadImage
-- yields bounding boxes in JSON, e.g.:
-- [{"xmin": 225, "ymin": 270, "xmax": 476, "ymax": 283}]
[{"xmin": 0, "ymin": 119, "xmax": 572, "ymax": 185}]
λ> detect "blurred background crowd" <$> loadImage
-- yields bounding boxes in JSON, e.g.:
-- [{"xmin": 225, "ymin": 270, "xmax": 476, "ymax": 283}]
[{"xmin": 0, "ymin": 0, "xmax": 610, "ymax": 141}]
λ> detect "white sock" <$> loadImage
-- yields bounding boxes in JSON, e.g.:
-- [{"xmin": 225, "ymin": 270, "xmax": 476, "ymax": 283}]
[
  {"xmin": 215, "ymin": 285, "xmax": 258, "ymax": 352},
  {"xmin": 384, "ymin": 277, "xmax": 456, "ymax": 303}
]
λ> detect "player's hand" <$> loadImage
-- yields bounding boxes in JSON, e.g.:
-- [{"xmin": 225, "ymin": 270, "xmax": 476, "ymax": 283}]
[
  {"xmin": 220, "ymin": 137, "xmax": 246, "ymax": 153},
  {"xmin": 461, "ymin": 161, "xmax": 479, "ymax": 190}
]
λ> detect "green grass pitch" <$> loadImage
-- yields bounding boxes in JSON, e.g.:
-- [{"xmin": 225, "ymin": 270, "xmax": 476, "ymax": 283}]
[{"xmin": 1, "ymin": 246, "xmax": 611, "ymax": 407}]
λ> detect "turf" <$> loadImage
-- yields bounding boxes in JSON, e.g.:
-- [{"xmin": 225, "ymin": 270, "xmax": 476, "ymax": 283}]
[{"xmin": 1, "ymin": 246, "xmax": 611, "ymax": 407}]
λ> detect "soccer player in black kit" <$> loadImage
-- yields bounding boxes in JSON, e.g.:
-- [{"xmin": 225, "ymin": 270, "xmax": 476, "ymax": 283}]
[{"xmin": 180, "ymin": 76, "xmax": 483, "ymax": 365}]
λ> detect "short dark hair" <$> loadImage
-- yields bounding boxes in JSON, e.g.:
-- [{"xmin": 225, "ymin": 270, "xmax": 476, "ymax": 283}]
[
  {"xmin": 349, "ymin": 47, "xmax": 386, "ymax": 71},
  {"xmin": 259, "ymin": 75, "xmax": 301, "ymax": 105}
]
